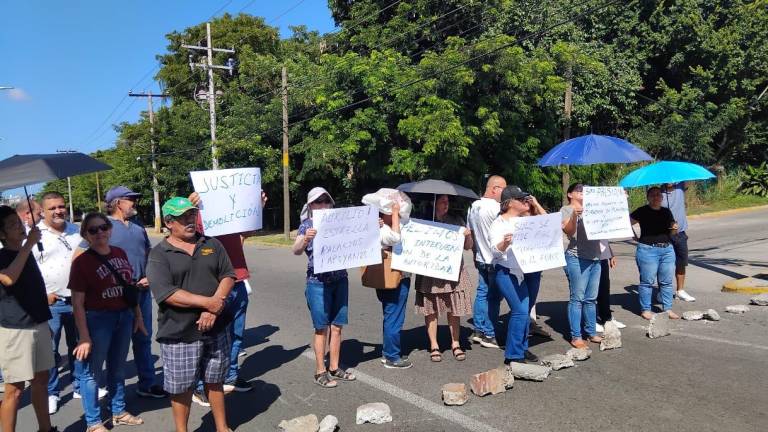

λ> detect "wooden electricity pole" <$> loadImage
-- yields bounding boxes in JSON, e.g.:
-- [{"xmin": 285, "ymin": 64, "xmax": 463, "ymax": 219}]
[
  {"xmin": 562, "ymin": 65, "xmax": 573, "ymax": 206},
  {"xmin": 282, "ymin": 66, "xmax": 290, "ymax": 240}
]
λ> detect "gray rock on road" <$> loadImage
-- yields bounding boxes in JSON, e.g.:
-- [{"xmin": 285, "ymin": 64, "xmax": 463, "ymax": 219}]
[
  {"xmin": 356, "ymin": 402, "xmax": 392, "ymax": 425},
  {"xmin": 441, "ymin": 383, "xmax": 469, "ymax": 406},
  {"xmin": 318, "ymin": 415, "xmax": 338, "ymax": 432},
  {"xmin": 647, "ymin": 312, "xmax": 671, "ymax": 338},
  {"xmin": 540, "ymin": 354, "xmax": 575, "ymax": 370},
  {"xmin": 501, "ymin": 367, "xmax": 515, "ymax": 389},
  {"xmin": 278, "ymin": 414, "xmax": 319, "ymax": 432},
  {"xmin": 725, "ymin": 305, "xmax": 750, "ymax": 314},
  {"xmin": 682, "ymin": 310, "xmax": 704, "ymax": 321},
  {"xmin": 600, "ymin": 320, "xmax": 622, "ymax": 351},
  {"xmin": 565, "ymin": 347, "xmax": 592, "ymax": 361},
  {"xmin": 704, "ymin": 309, "xmax": 721, "ymax": 321},
  {"xmin": 504, "ymin": 362, "xmax": 552, "ymax": 381},
  {"xmin": 749, "ymin": 294, "xmax": 768, "ymax": 306}
]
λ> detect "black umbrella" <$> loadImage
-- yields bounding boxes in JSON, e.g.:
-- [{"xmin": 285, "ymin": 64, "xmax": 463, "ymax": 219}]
[
  {"xmin": 0, "ymin": 152, "xmax": 112, "ymax": 250},
  {"xmin": 397, "ymin": 179, "xmax": 479, "ymax": 220}
]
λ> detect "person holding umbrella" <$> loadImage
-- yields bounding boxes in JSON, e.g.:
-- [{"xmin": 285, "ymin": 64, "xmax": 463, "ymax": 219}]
[{"xmin": 630, "ymin": 187, "xmax": 680, "ymax": 320}]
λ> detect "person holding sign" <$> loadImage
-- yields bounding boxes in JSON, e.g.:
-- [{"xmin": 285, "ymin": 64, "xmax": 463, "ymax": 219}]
[
  {"xmin": 414, "ymin": 195, "xmax": 473, "ymax": 363},
  {"xmin": 362, "ymin": 188, "xmax": 414, "ymax": 370},
  {"xmin": 292, "ymin": 188, "xmax": 356, "ymax": 387},
  {"xmin": 490, "ymin": 186, "xmax": 541, "ymax": 364},
  {"xmin": 630, "ymin": 187, "xmax": 680, "ymax": 320}
]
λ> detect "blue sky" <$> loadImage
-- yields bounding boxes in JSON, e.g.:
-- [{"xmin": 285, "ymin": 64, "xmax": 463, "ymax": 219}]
[{"xmin": 0, "ymin": 0, "xmax": 336, "ymax": 176}]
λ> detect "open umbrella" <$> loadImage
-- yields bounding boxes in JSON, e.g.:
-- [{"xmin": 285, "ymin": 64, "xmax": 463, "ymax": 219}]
[
  {"xmin": 618, "ymin": 161, "xmax": 715, "ymax": 188},
  {"xmin": 396, "ymin": 179, "xmax": 479, "ymax": 220},
  {"xmin": 538, "ymin": 134, "xmax": 653, "ymax": 166}
]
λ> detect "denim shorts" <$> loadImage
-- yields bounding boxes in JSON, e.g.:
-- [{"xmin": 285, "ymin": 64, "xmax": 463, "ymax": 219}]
[{"xmin": 305, "ymin": 278, "xmax": 349, "ymax": 330}]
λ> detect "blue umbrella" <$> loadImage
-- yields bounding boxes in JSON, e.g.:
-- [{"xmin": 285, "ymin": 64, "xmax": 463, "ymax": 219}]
[
  {"xmin": 619, "ymin": 161, "xmax": 715, "ymax": 188},
  {"xmin": 538, "ymin": 134, "xmax": 652, "ymax": 166}
]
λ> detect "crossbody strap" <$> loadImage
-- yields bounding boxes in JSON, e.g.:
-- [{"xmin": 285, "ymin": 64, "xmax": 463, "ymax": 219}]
[{"xmin": 86, "ymin": 249, "xmax": 130, "ymax": 289}]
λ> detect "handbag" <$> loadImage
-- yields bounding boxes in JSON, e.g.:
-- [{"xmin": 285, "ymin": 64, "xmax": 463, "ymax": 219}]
[
  {"xmin": 360, "ymin": 248, "xmax": 402, "ymax": 289},
  {"xmin": 87, "ymin": 249, "xmax": 139, "ymax": 308}
]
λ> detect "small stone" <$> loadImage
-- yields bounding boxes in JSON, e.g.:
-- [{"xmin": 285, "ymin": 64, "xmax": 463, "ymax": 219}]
[
  {"xmin": 441, "ymin": 383, "xmax": 469, "ymax": 406},
  {"xmin": 500, "ymin": 367, "xmax": 515, "ymax": 389},
  {"xmin": 356, "ymin": 402, "xmax": 392, "ymax": 425},
  {"xmin": 647, "ymin": 312, "xmax": 671, "ymax": 339},
  {"xmin": 278, "ymin": 414, "xmax": 319, "ymax": 432},
  {"xmin": 600, "ymin": 320, "xmax": 622, "ymax": 351},
  {"xmin": 749, "ymin": 294, "xmax": 768, "ymax": 306},
  {"xmin": 540, "ymin": 354, "xmax": 574, "ymax": 370},
  {"xmin": 565, "ymin": 347, "xmax": 592, "ymax": 361},
  {"xmin": 318, "ymin": 415, "xmax": 338, "ymax": 432},
  {"xmin": 704, "ymin": 309, "xmax": 720, "ymax": 321},
  {"xmin": 470, "ymin": 368, "xmax": 506, "ymax": 396},
  {"xmin": 504, "ymin": 362, "xmax": 551, "ymax": 381},
  {"xmin": 725, "ymin": 305, "xmax": 750, "ymax": 314},
  {"xmin": 682, "ymin": 310, "xmax": 704, "ymax": 321}
]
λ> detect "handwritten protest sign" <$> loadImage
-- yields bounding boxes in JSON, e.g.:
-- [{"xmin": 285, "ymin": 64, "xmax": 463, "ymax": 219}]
[
  {"xmin": 313, "ymin": 206, "xmax": 381, "ymax": 273},
  {"xmin": 391, "ymin": 218, "xmax": 465, "ymax": 281},
  {"xmin": 582, "ymin": 186, "xmax": 634, "ymax": 240},
  {"xmin": 510, "ymin": 213, "xmax": 566, "ymax": 273},
  {"xmin": 190, "ymin": 167, "xmax": 262, "ymax": 236}
]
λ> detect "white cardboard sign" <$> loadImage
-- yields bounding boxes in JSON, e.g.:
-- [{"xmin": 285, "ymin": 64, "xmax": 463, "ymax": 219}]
[
  {"xmin": 391, "ymin": 218, "xmax": 465, "ymax": 281},
  {"xmin": 312, "ymin": 206, "xmax": 381, "ymax": 273},
  {"xmin": 510, "ymin": 213, "xmax": 566, "ymax": 273},
  {"xmin": 190, "ymin": 167, "xmax": 262, "ymax": 236},
  {"xmin": 582, "ymin": 186, "xmax": 634, "ymax": 240}
]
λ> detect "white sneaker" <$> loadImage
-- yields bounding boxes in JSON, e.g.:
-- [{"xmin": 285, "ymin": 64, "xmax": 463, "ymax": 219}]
[
  {"xmin": 73, "ymin": 388, "xmax": 108, "ymax": 400},
  {"xmin": 676, "ymin": 290, "xmax": 696, "ymax": 302},
  {"xmin": 48, "ymin": 395, "xmax": 59, "ymax": 415},
  {"xmin": 595, "ymin": 323, "xmax": 605, "ymax": 333},
  {"xmin": 610, "ymin": 318, "xmax": 627, "ymax": 329}
]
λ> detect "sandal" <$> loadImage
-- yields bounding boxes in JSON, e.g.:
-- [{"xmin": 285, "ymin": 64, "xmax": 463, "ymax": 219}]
[
  {"xmin": 328, "ymin": 368, "xmax": 356, "ymax": 381},
  {"xmin": 314, "ymin": 371, "xmax": 337, "ymax": 388},
  {"xmin": 85, "ymin": 424, "xmax": 108, "ymax": 432},
  {"xmin": 112, "ymin": 412, "xmax": 144, "ymax": 426},
  {"xmin": 570, "ymin": 338, "xmax": 588, "ymax": 349},
  {"xmin": 587, "ymin": 335, "xmax": 603, "ymax": 344},
  {"xmin": 451, "ymin": 346, "xmax": 466, "ymax": 361},
  {"xmin": 429, "ymin": 348, "xmax": 442, "ymax": 362}
]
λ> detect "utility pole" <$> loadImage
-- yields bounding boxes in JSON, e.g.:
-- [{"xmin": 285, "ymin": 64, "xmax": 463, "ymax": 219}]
[
  {"xmin": 282, "ymin": 66, "xmax": 290, "ymax": 240},
  {"xmin": 183, "ymin": 22, "xmax": 235, "ymax": 170},
  {"xmin": 562, "ymin": 64, "xmax": 573, "ymax": 206},
  {"xmin": 129, "ymin": 91, "xmax": 168, "ymax": 232},
  {"xmin": 95, "ymin": 172, "xmax": 101, "ymax": 211},
  {"xmin": 56, "ymin": 149, "xmax": 77, "ymax": 222}
]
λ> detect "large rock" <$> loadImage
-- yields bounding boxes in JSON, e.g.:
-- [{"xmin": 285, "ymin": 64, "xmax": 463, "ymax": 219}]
[
  {"xmin": 725, "ymin": 305, "xmax": 750, "ymax": 314},
  {"xmin": 647, "ymin": 312, "xmax": 671, "ymax": 339},
  {"xmin": 318, "ymin": 415, "xmax": 338, "ymax": 432},
  {"xmin": 470, "ymin": 368, "xmax": 506, "ymax": 396},
  {"xmin": 356, "ymin": 403, "xmax": 392, "ymax": 425},
  {"xmin": 749, "ymin": 294, "xmax": 768, "ymax": 306},
  {"xmin": 600, "ymin": 320, "xmax": 622, "ymax": 351},
  {"xmin": 278, "ymin": 414, "xmax": 319, "ymax": 432},
  {"xmin": 501, "ymin": 367, "xmax": 515, "ymax": 389},
  {"xmin": 441, "ymin": 383, "xmax": 469, "ymax": 406},
  {"xmin": 504, "ymin": 362, "xmax": 551, "ymax": 382},
  {"xmin": 704, "ymin": 309, "xmax": 721, "ymax": 321},
  {"xmin": 682, "ymin": 310, "xmax": 704, "ymax": 321},
  {"xmin": 540, "ymin": 354, "xmax": 574, "ymax": 370},
  {"xmin": 565, "ymin": 347, "xmax": 592, "ymax": 361}
]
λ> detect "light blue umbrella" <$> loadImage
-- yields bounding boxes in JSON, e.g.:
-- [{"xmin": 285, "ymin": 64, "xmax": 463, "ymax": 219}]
[{"xmin": 619, "ymin": 161, "xmax": 715, "ymax": 188}]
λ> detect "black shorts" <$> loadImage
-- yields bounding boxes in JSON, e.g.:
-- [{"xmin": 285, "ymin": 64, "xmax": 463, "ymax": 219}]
[{"xmin": 670, "ymin": 231, "xmax": 688, "ymax": 267}]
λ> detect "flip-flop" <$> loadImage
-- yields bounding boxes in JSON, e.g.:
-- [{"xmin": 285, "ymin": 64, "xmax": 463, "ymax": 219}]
[{"xmin": 429, "ymin": 348, "xmax": 442, "ymax": 362}]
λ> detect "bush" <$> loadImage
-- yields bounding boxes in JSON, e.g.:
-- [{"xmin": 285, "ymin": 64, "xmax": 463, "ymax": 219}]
[{"xmin": 739, "ymin": 163, "xmax": 768, "ymax": 197}]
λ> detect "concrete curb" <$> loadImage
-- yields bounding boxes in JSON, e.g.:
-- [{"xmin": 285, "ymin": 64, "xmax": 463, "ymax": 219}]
[
  {"xmin": 722, "ymin": 276, "xmax": 768, "ymax": 295},
  {"xmin": 689, "ymin": 205, "xmax": 768, "ymax": 220}
]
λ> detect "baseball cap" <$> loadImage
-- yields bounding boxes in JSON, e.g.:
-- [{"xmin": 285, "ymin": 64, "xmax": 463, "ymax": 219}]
[
  {"xmin": 500, "ymin": 185, "xmax": 531, "ymax": 202},
  {"xmin": 161, "ymin": 197, "xmax": 197, "ymax": 217},
  {"xmin": 105, "ymin": 185, "xmax": 141, "ymax": 203}
]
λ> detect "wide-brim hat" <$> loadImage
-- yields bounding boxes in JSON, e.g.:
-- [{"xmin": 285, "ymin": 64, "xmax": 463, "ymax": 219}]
[{"xmin": 300, "ymin": 187, "xmax": 335, "ymax": 221}]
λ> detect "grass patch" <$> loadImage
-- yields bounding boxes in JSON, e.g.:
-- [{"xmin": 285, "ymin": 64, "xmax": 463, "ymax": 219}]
[
  {"xmin": 687, "ymin": 195, "xmax": 768, "ymax": 215},
  {"xmin": 246, "ymin": 231, "xmax": 295, "ymax": 247}
]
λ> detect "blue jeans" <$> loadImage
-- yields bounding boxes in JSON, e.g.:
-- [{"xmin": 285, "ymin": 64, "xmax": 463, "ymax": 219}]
[
  {"xmin": 564, "ymin": 254, "xmax": 601, "ymax": 339},
  {"xmin": 75, "ymin": 309, "xmax": 134, "ymax": 427},
  {"xmin": 636, "ymin": 243, "xmax": 675, "ymax": 312},
  {"xmin": 375, "ymin": 278, "xmax": 410, "ymax": 362},
  {"xmin": 473, "ymin": 262, "xmax": 498, "ymax": 338},
  {"xmin": 225, "ymin": 281, "xmax": 248, "ymax": 383},
  {"xmin": 494, "ymin": 266, "xmax": 538, "ymax": 360},
  {"xmin": 48, "ymin": 298, "xmax": 79, "ymax": 396},
  {"xmin": 132, "ymin": 289, "xmax": 156, "ymax": 391}
]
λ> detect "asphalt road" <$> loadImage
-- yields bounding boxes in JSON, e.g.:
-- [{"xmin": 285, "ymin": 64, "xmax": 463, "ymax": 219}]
[{"xmin": 13, "ymin": 207, "xmax": 768, "ymax": 431}]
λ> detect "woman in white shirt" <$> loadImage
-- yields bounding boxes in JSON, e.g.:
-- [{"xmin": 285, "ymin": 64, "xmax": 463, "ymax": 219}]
[{"xmin": 489, "ymin": 186, "xmax": 540, "ymax": 364}]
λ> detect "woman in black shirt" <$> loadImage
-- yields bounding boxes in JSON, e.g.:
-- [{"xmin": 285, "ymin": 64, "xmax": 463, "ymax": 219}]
[{"xmin": 630, "ymin": 187, "xmax": 680, "ymax": 320}]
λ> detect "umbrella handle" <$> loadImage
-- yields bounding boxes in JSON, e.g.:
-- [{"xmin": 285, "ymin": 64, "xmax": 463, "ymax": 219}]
[{"xmin": 23, "ymin": 186, "xmax": 44, "ymax": 253}]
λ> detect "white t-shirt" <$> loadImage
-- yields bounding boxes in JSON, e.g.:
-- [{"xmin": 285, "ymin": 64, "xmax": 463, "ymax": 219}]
[
  {"xmin": 33, "ymin": 221, "xmax": 82, "ymax": 297},
  {"xmin": 467, "ymin": 197, "xmax": 500, "ymax": 264},
  {"xmin": 489, "ymin": 215, "xmax": 524, "ymax": 280}
]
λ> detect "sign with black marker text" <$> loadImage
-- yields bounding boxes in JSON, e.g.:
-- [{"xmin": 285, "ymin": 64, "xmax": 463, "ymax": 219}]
[
  {"xmin": 313, "ymin": 206, "xmax": 381, "ymax": 273},
  {"xmin": 391, "ymin": 218, "xmax": 465, "ymax": 281},
  {"xmin": 510, "ymin": 213, "xmax": 566, "ymax": 273},
  {"xmin": 582, "ymin": 186, "xmax": 634, "ymax": 240},
  {"xmin": 190, "ymin": 167, "xmax": 262, "ymax": 236}
]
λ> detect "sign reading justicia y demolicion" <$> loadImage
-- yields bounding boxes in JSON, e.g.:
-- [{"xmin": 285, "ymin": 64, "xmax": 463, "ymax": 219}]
[{"xmin": 190, "ymin": 167, "xmax": 262, "ymax": 236}]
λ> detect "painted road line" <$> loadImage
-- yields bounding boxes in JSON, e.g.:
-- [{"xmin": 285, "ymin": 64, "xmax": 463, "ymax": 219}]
[
  {"xmin": 632, "ymin": 325, "xmax": 768, "ymax": 351},
  {"xmin": 301, "ymin": 351, "xmax": 504, "ymax": 432}
]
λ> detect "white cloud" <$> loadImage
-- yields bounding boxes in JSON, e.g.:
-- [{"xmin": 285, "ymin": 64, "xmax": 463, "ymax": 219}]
[{"xmin": 5, "ymin": 88, "xmax": 30, "ymax": 101}]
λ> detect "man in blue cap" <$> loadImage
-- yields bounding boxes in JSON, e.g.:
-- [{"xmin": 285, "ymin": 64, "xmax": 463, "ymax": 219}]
[{"xmin": 105, "ymin": 185, "xmax": 166, "ymax": 398}]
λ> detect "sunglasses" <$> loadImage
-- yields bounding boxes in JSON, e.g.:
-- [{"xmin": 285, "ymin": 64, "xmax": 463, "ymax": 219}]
[
  {"xmin": 313, "ymin": 198, "xmax": 331, "ymax": 204},
  {"xmin": 86, "ymin": 224, "xmax": 111, "ymax": 235}
]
